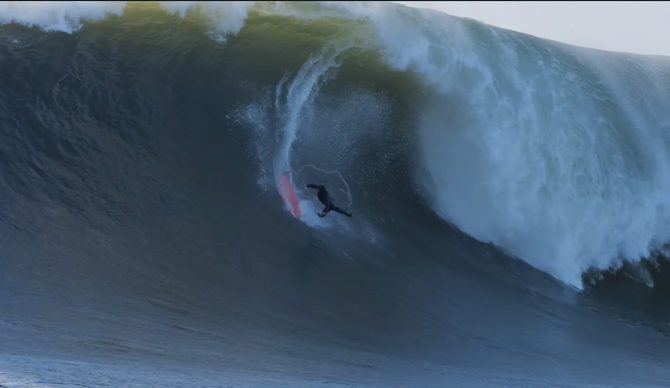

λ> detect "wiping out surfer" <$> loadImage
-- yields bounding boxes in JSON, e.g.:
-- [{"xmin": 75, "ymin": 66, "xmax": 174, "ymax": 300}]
[{"xmin": 306, "ymin": 184, "xmax": 352, "ymax": 218}]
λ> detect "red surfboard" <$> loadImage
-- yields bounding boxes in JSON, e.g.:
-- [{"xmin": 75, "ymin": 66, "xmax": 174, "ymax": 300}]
[{"xmin": 279, "ymin": 174, "xmax": 301, "ymax": 219}]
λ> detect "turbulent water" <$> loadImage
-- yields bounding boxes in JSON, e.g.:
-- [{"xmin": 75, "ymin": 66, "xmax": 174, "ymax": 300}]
[{"xmin": 1, "ymin": 2, "xmax": 670, "ymax": 386}]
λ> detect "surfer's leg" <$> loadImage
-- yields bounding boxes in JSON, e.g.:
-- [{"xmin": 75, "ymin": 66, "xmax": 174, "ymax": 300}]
[{"xmin": 331, "ymin": 206, "xmax": 352, "ymax": 217}]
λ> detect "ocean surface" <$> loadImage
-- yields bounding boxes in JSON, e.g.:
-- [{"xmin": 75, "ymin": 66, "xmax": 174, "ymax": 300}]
[{"xmin": 1, "ymin": 2, "xmax": 669, "ymax": 386}]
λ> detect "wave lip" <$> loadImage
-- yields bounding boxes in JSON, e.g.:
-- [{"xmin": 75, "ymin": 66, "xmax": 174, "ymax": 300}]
[{"xmin": 0, "ymin": 1, "xmax": 127, "ymax": 32}]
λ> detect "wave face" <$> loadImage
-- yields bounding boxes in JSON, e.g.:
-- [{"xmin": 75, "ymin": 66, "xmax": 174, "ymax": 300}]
[{"xmin": 1, "ymin": 2, "xmax": 670, "ymax": 386}]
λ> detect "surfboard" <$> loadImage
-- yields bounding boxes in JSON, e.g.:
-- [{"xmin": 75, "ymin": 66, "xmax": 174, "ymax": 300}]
[{"xmin": 279, "ymin": 174, "xmax": 301, "ymax": 219}]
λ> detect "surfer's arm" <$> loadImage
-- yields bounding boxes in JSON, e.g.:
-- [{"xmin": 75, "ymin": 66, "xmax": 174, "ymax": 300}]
[{"xmin": 306, "ymin": 184, "xmax": 317, "ymax": 189}]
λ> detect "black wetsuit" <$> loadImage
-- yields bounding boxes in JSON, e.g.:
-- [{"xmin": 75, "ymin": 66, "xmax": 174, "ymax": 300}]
[{"xmin": 306, "ymin": 184, "xmax": 352, "ymax": 217}]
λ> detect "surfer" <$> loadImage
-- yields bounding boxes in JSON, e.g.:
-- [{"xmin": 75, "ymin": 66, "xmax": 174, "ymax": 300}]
[{"xmin": 306, "ymin": 184, "xmax": 352, "ymax": 218}]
